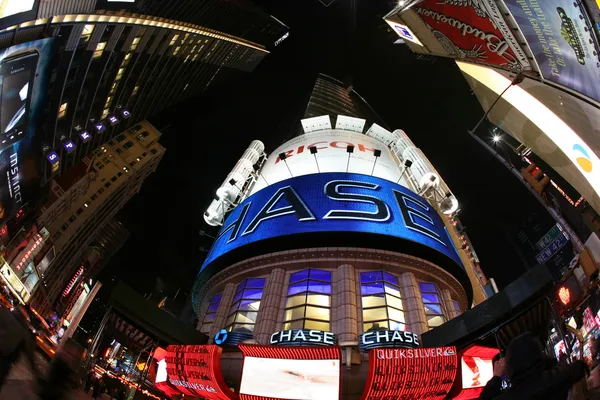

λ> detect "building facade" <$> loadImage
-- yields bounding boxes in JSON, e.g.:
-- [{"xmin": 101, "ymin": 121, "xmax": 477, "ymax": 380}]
[
  {"xmin": 192, "ymin": 76, "xmax": 491, "ymax": 398},
  {"xmin": 31, "ymin": 120, "xmax": 164, "ymax": 316}
]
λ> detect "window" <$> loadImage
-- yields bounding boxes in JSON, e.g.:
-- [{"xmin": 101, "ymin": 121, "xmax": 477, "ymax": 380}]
[
  {"xmin": 136, "ymin": 131, "xmax": 149, "ymax": 140},
  {"xmin": 93, "ymin": 42, "xmax": 106, "ymax": 59},
  {"xmin": 132, "ymin": 85, "xmax": 140, "ymax": 96},
  {"xmin": 104, "ymin": 182, "xmax": 111, "ymax": 188},
  {"xmin": 123, "ymin": 141, "xmax": 134, "ymax": 149},
  {"xmin": 117, "ymin": 172, "xmax": 123, "ymax": 177},
  {"xmin": 452, "ymin": 301, "xmax": 462, "ymax": 317},
  {"xmin": 76, "ymin": 208, "xmax": 83, "ymax": 215},
  {"xmin": 91, "ymin": 195, "xmax": 97, "ymax": 200},
  {"xmin": 283, "ymin": 269, "xmax": 331, "ymax": 331},
  {"xmin": 111, "ymin": 176, "xmax": 117, "ymax": 182},
  {"xmin": 200, "ymin": 294, "xmax": 222, "ymax": 334},
  {"xmin": 360, "ymin": 271, "xmax": 405, "ymax": 332},
  {"xmin": 101, "ymin": 108, "xmax": 109, "ymax": 119},
  {"xmin": 225, "ymin": 278, "xmax": 266, "ymax": 332},
  {"xmin": 58, "ymin": 102, "xmax": 68, "ymax": 119},
  {"xmin": 419, "ymin": 282, "xmax": 447, "ymax": 328},
  {"xmin": 69, "ymin": 215, "xmax": 76, "ymax": 223},
  {"xmin": 116, "ymin": 148, "xmax": 122, "ymax": 154},
  {"xmin": 116, "ymin": 134, "xmax": 126, "ymax": 143},
  {"xmin": 169, "ymin": 34, "xmax": 179, "ymax": 46},
  {"xmin": 129, "ymin": 37, "xmax": 140, "ymax": 51},
  {"xmin": 81, "ymin": 24, "xmax": 94, "ymax": 42}
]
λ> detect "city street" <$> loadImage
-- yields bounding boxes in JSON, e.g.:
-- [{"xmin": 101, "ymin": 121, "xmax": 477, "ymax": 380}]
[{"xmin": 0, "ymin": 352, "xmax": 93, "ymax": 400}]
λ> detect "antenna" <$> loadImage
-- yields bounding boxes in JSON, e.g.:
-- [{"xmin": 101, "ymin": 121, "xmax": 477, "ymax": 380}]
[
  {"xmin": 279, "ymin": 152, "xmax": 294, "ymax": 177},
  {"xmin": 310, "ymin": 146, "xmax": 320, "ymax": 173},
  {"xmin": 370, "ymin": 149, "xmax": 382, "ymax": 176},
  {"xmin": 397, "ymin": 159, "xmax": 413, "ymax": 183},
  {"xmin": 345, "ymin": 145, "xmax": 354, "ymax": 173}
]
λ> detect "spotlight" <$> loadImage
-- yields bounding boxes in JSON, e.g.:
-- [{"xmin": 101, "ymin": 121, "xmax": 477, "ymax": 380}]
[{"xmin": 492, "ymin": 135, "xmax": 501, "ymax": 143}]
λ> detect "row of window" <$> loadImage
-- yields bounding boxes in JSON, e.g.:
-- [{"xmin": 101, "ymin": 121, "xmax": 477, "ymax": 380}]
[{"xmin": 199, "ymin": 269, "xmax": 461, "ymax": 334}]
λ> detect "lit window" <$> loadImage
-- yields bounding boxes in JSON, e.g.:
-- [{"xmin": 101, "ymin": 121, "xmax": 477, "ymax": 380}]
[
  {"xmin": 192, "ymin": 54, "xmax": 198, "ymax": 62},
  {"xmin": 452, "ymin": 300, "xmax": 462, "ymax": 317},
  {"xmin": 419, "ymin": 282, "xmax": 447, "ymax": 328},
  {"xmin": 173, "ymin": 46, "xmax": 180, "ymax": 55},
  {"xmin": 283, "ymin": 269, "xmax": 331, "ymax": 331},
  {"xmin": 93, "ymin": 42, "xmax": 106, "ymax": 59},
  {"xmin": 169, "ymin": 34, "xmax": 179, "ymax": 46},
  {"xmin": 225, "ymin": 278, "xmax": 265, "ymax": 332},
  {"xmin": 129, "ymin": 37, "xmax": 140, "ymax": 51},
  {"xmin": 132, "ymin": 85, "xmax": 140, "ymax": 96},
  {"xmin": 104, "ymin": 96, "xmax": 112, "ymax": 108},
  {"xmin": 360, "ymin": 271, "xmax": 405, "ymax": 332},
  {"xmin": 81, "ymin": 24, "xmax": 94, "ymax": 42},
  {"xmin": 115, "ymin": 68, "xmax": 124, "ymax": 81},
  {"xmin": 200, "ymin": 293, "xmax": 222, "ymax": 334},
  {"xmin": 58, "ymin": 102, "xmax": 68, "ymax": 119}
]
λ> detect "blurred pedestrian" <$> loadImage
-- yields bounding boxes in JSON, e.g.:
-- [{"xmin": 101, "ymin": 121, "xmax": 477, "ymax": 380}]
[
  {"xmin": 0, "ymin": 306, "xmax": 38, "ymax": 390},
  {"xmin": 478, "ymin": 352, "xmax": 506, "ymax": 399},
  {"xmin": 37, "ymin": 339, "xmax": 81, "ymax": 400},
  {"xmin": 486, "ymin": 332, "xmax": 588, "ymax": 400}
]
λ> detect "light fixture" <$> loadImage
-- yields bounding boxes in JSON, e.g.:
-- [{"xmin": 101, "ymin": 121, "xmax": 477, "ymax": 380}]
[{"xmin": 492, "ymin": 135, "xmax": 501, "ymax": 143}]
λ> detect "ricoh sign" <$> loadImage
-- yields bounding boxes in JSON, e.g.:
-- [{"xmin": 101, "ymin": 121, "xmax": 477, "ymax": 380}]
[
  {"xmin": 251, "ymin": 131, "xmax": 402, "ymax": 193},
  {"xmin": 200, "ymin": 172, "xmax": 463, "ymax": 280}
]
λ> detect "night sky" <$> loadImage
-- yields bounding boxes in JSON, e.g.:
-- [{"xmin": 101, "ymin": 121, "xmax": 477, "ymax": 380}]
[{"xmin": 102, "ymin": 0, "xmax": 548, "ymax": 300}]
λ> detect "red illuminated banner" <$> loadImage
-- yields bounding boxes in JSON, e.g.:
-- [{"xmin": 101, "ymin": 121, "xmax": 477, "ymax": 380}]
[
  {"xmin": 238, "ymin": 345, "xmax": 342, "ymax": 400},
  {"xmin": 361, "ymin": 347, "xmax": 458, "ymax": 400},
  {"xmin": 164, "ymin": 345, "xmax": 237, "ymax": 400},
  {"xmin": 414, "ymin": 0, "xmax": 529, "ymax": 71}
]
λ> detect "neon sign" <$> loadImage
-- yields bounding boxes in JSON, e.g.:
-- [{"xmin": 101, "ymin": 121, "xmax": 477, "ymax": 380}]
[
  {"xmin": 269, "ymin": 329, "xmax": 336, "ymax": 346},
  {"xmin": 558, "ymin": 287, "xmax": 570, "ymax": 305},
  {"xmin": 13, "ymin": 234, "xmax": 43, "ymax": 271},
  {"xmin": 360, "ymin": 330, "xmax": 420, "ymax": 351},
  {"xmin": 360, "ymin": 347, "xmax": 458, "ymax": 400},
  {"xmin": 62, "ymin": 265, "xmax": 84, "ymax": 297}
]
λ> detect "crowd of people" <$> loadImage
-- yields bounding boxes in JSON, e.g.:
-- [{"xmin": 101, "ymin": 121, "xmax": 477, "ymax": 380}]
[{"xmin": 479, "ymin": 332, "xmax": 600, "ymax": 400}]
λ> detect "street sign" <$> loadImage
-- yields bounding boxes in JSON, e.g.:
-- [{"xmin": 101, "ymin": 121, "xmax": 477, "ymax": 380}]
[
  {"xmin": 536, "ymin": 224, "xmax": 562, "ymax": 251},
  {"xmin": 536, "ymin": 232, "xmax": 569, "ymax": 264}
]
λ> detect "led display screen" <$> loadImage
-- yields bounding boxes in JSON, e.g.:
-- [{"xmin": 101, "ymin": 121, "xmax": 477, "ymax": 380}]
[
  {"xmin": 202, "ymin": 173, "xmax": 463, "ymax": 278},
  {"xmin": 0, "ymin": 39, "xmax": 53, "ymax": 230},
  {"xmin": 461, "ymin": 357, "xmax": 494, "ymax": 389},
  {"xmin": 0, "ymin": 0, "xmax": 39, "ymax": 30},
  {"xmin": 240, "ymin": 357, "xmax": 340, "ymax": 400}
]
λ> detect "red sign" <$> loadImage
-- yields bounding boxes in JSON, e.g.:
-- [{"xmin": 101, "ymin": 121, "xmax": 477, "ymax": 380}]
[
  {"xmin": 414, "ymin": 0, "xmax": 528, "ymax": 70},
  {"xmin": 558, "ymin": 286, "xmax": 571, "ymax": 305},
  {"xmin": 360, "ymin": 347, "xmax": 458, "ymax": 400},
  {"xmin": 164, "ymin": 345, "xmax": 237, "ymax": 400}
]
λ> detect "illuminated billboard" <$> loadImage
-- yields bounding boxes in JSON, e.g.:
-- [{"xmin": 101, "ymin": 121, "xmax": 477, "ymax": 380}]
[
  {"xmin": 238, "ymin": 344, "xmax": 342, "ymax": 400},
  {"xmin": 504, "ymin": 0, "xmax": 600, "ymax": 103},
  {"xmin": 240, "ymin": 357, "xmax": 340, "ymax": 400},
  {"xmin": 457, "ymin": 61, "xmax": 600, "ymax": 213},
  {"xmin": 201, "ymin": 173, "xmax": 464, "ymax": 283},
  {"xmin": 0, "ymin": 39, "xmax": 54, "ymax": 228},
  {"xmin": 413, "ymin": 0, "xmax": 530, "ymax": 70},
  {"xmin": 252, "ymin": 131, "xmax": 402, "ymax": 194},
  {"xmin": 385, "ymin": 20, "xmax": 424, "ymax": 46},
  {"xmin": 360, "ymin": 347, "xmax": 458, "ymax": 400},
  {"xmin": 0, "ymin": 0, "xmax": 40, "ymax": 30}
]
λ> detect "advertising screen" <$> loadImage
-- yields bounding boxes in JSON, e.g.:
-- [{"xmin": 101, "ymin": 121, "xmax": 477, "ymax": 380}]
[
  {"xmin": 252, "ymin": 131, "xmax": 402, "ymax": 194},
  {"xmin": 0, "ymin": 39, "xmax": 53, "ymax": 228},
  {"xmin": 504, "ymin": 0, "xmax": 600, "ymax": 103},
  {"xmin": 461, "ymin": 357, "xmax": 494, "ymax": 389},
  {"xmin": 361, "ymin": 347, "xmax": 458, "ymax": 400},
  {"xmin": 0, "ymin": 0, "xmax": 39, "ymax": 30},
  {"xmin": 202, "ymin": 173, "xmax": 464, "ymax": 285},
  {"xmin": 240, "ymin": 357, "xmax": 340, "ymax": 400},
  {"xmin": 413, "ymin": 0, "xmax": 530, "ymax": 70}
]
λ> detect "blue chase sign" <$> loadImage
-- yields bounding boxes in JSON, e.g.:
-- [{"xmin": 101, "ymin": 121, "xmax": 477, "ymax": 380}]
[{"xmin": 201, "ymin": 173, "xmax": 462, "ymax": 276}]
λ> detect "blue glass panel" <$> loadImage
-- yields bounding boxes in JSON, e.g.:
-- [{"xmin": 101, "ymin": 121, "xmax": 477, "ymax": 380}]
[
  {"xmin": 310, "ymin": 269, "xmax": 331, "ymax": 282},
  {"xmin": 424, "ymin": 304, "xmax": 443, "ymax": 315},
  {"xmin": 361, "ymin": 282, "xmax": 384, "ymax": 295},
  {"xmin": 242, "ymin": 289, "xmax": 263, "ymax": 300},
  {"xmin": 382, "ymin": 271, "xmax": 398, "ymax": 286},
  {"xmin": 290, "ymin": 270, "xmax": 309, "ymax": 284},
  {"xmin": 361, "ymin": 271, "xmax": 383, "ymax": 283},
  {"xmin": 307, "ymin": 280, "xmax": 331, "ymax": 294},
  {"xmin": 288, "ymin": 282, "xmax": 309, "ymax": 295},
  {"xmin": 419, "ymin": 282, "xmax": 438, "ymax": 293},
  {"xmin": 246, "ymin": 278, "xmax": 266, "ymax": 288},
  {"xmin": 204, "ymin": 313, "xmax": 215, "ymax": 322},
  {"xmin": 211, "ymin": 293, "xmax": 222, "ymax": 303},
  {"xmin": 421, "ymin": 293, "xmax": 440, "ymax": 304},
  {"xmin": 236, "ymin": 280, "xmax": 247, "ymax": 292},
  {"xmin": 207, "ymin": 303, "xmax": 219, "ymax": 313},
  {"xmin": 232, "ymin": 290, "xmax": 243, "ymax": 303}
]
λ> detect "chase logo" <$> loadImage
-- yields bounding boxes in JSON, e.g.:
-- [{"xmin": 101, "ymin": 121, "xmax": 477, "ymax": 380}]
[
  {"xmin": 395, "ymin": 25, "xmax": 414, "ymax": 40},
  {"xmin": 573, "ymin": 144, "xmax": 592, "ymax": 172}
]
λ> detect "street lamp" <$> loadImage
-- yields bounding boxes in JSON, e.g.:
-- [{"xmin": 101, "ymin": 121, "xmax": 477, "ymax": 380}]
[{"xmin": 492, "ymin": 135, "xmax": 501, "ymax": 143}]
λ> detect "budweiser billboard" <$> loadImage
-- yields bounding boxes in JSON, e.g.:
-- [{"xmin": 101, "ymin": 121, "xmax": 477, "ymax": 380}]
[
  {"xmin": 413, "ymin": 0, "xmax": 530, "ymax": 70},
  {"xmin": 360, "ymin": 347, "xmax": 458, "ymax": 400}
]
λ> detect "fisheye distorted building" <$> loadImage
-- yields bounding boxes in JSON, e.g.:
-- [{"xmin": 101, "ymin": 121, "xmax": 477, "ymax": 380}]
[{"xmin": 193, "ymin": 74, "xmax": 494, "ymax": 397}]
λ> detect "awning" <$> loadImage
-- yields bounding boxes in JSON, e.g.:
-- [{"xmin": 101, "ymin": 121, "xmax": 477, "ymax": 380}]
[{"xmin": 422, "ymin": 264, "xmax": 555, "ymax": 349}]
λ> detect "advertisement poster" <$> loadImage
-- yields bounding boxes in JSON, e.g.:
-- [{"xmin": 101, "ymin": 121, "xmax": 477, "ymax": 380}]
[
  {"xmin": 0, "ymin": 0, "xmax": 39, "ymax": 30},
  {"xmin": 414, "ymin": 0, "xmax": 530, "ymax": 70},
  {"xmin": 0, "ymin": 38, "xmax": 54, "ymax": 228},
  {"xmin": 505, "ymin": 0, "xmax": 600, "ymax": 103}
]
